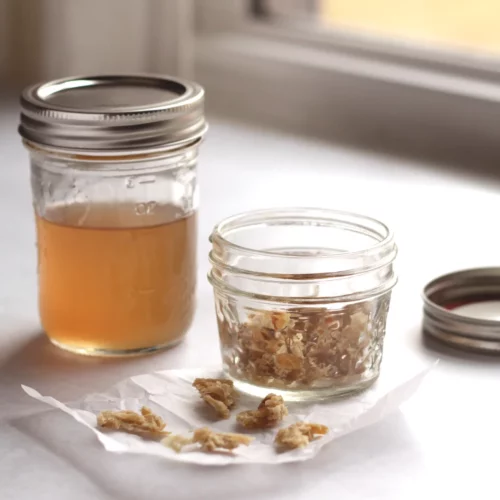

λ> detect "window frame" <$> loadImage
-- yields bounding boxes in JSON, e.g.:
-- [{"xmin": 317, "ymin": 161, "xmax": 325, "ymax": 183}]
[
  {"xmin": 194, "ymin": 0, "xmax": 500, "ymax": 169},
  {"xmin": 197, "ymin": 0, "xmax": 500, "ymax": 98}
]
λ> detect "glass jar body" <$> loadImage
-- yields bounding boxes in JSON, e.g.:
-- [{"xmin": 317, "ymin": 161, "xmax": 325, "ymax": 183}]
[
  {"xmin": 208, "ymin": 208, "xmax": 397, "ymax": 401},
  {"xmin": 213, "ymin": 291, "xmax": 392, "ymax": 401},
  {"xmin": 29, "ymin": 143, "xmax": 199, "ymax": 356}
]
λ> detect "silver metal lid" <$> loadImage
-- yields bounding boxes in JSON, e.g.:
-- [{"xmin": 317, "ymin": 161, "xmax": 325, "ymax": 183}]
[
  {"xmin": 423, "ymin": 268, "xmax": 500, "ymax": 354},
  {"xmin": 19, "ymin": 74, "xmax": 207, "ymax": 152}
]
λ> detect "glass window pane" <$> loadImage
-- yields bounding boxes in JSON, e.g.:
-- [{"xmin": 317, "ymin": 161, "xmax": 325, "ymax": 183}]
[{"xmin": 320, "ymin": 0, "xmax": 500, "ymax": 53}]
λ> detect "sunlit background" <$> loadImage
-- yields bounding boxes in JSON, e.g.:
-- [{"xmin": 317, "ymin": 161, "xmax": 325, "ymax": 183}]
[
  {"xmin": 321, "ymin": 0, "xmax": 500, "ymax": 51},
  {"xmin": 2, "ymin": 0, "xmax": 500, "ymax": 168}
]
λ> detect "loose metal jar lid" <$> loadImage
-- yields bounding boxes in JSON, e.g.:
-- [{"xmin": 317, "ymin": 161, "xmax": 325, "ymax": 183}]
[
  {"xmin": 19, "ymin": 74, "xmax": 207, "ymax": 152},
  {"xmin": 423, "ymin": 268, "xmax": 500, "ymax": 354}
]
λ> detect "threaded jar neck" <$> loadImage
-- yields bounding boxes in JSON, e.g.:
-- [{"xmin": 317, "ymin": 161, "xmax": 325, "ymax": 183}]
[{"xmin": 208, "ymin": 208, "xmax": 397, "ymax": 304}]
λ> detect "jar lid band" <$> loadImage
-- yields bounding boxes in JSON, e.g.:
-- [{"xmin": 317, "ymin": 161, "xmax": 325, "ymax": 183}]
[
  {"xmin": 19, "ymin": 74, "xmax": 207, "ymax": 152},
  {"xmin": 423, "ymin": 267, "xmax": 500, "ymax": 354}
]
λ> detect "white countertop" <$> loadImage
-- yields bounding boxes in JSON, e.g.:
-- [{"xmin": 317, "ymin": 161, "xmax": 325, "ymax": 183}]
[{"xmin": 1, "ymin": 102, "xmax": 500, "ymax": 500}]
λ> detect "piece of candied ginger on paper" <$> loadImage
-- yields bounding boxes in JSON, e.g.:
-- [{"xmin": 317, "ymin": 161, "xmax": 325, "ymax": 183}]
[
  {"xmin": 192, "ymin": 427, "xmax": 253, "ymax": 452},
  {"xmin": 236, "ymin": 393, "xmax": 288, "ymax": 429},
  {"xmin": 97, "ymin": 406, "xmax": 168, "ymax": 436},
  {"xmin": 274, "ymin": 422, "xmax": 329, "ymax": 450},
  {"xmin": 162, "ymin": 428, "xmax": 253, "ymax": 454},
  {"xmin": 192, "ymin": 378, "xmax": 237, "ymax": 419},
  {"xmin": 162, "ymin": 434, "xmax": 194, "ymax": 453}
]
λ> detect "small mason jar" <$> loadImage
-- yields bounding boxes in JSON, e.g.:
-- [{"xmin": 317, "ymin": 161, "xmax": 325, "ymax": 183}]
[
  {"xmin": 19, "ymin": 75, "xmax": 207, "ymax": 356},
  {"xmin": 208, "ymin": 208, "xmax": 398, "ymax": 401}
]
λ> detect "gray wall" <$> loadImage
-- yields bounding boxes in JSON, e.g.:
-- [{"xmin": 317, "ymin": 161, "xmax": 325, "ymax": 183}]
[{"xmin": 0, "ymin": 0, "xmax": 191, "ymax": 91}]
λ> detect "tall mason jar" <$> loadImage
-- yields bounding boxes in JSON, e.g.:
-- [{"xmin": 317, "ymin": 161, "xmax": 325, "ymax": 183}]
[
  {"xmin": 19, "ymin": 75, "xmax": 207, "ymax": 356},
  {"xmin": 208, "ymin": 208, "xmax": 398, "ymax": 401}
]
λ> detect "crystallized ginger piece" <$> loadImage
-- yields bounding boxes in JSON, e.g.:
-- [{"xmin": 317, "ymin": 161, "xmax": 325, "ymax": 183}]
[
  {"xmin": 258, "ymin": 393, "xmax": 288, "ymax": 421},
  {"xmin": 236, "ymin": 393, "xmax": 288, "ymax": 429},
  {"xmin": 274, "ymin": 422, "xmax": 329, "ymax": 450},
  {"xmin": 192, "ymin": 378, "xmax": 237, "ymax": 419},
  {"xmin": 192, "ymin": 427, "xmax": 253, "ymax": 452},
  {"xmin": 271, "ymin": 311, "xmax": 291, "ymax": 331},
  {"xmin": 275, "ymin": 352, "xmax": 303, "ymax": 371},
  {"xmin": 162, "ymin": 434, "xmax": 194, "ymax": 453},
  {"xmin": 97, "ymin": 406, "xmax": 168, "ymax": 436},
  {"xmin": 349, "ymin": 310, "xmax": 369, "ymax": 330},
  {"xmin": 249, "ymin": 311, "xmax": 291, "ymax": 331}
]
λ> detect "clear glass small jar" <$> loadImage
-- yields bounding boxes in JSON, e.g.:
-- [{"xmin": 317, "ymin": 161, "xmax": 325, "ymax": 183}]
[
  {"xmin": 208, "ymin": 208, "xmax": 398, "ymax": 401},
  {"xmin": 19, "ymin": 75, "xmax": 207, "ymax": 356}
]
